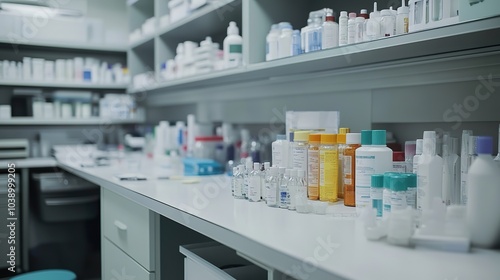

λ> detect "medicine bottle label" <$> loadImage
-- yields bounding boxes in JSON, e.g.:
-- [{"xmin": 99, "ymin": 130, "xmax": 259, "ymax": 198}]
[
  {"xmin": 293, "ymin": 146, "xmax": 308, "ymax": 173},
  {"xmin": 308, "ymin": 149, "xmax": 319, "ymax": 198},
  {"xmin": 355, "ymin": 155, "xmax": 376, "ymax": 209},
  {"xmin": 406, "ymin": 187, "xmax": 417, "ymax": 209},
  {"xmin": 391, "ymin": 191, "xmax": 407, "ymax": 211},
  {"xmin": 320, "ymin": 149, "xmax": 338, "ymax": 202},
  {"xmin": 343, "ymin": 155, "xmax": 352, "ymax": 185}
]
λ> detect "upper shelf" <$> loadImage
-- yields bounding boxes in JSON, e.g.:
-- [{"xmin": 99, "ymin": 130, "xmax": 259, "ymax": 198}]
[
  {"xmin": 135, "ymin": 16, "xmax": 500, "ymax": 106},
  {"xmin": 0, "ymin": 80, "xmax": 128, "ymax": 90},
  {"xmin": 0, "ymin": 117, "xmax": 145, "ymax": 126},
  {"xmin": 0, "ymin": 38, "xmax": 126, "ymax": 53}
]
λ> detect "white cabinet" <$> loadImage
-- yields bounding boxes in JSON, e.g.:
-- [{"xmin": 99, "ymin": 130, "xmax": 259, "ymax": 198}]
[
  {"xmin": 101, "ymin": 188, "xmax": 158, "ymax": 278},
  {"xmin": 102, "ymin": 238, "xmax": 155, "ymax": 280}
]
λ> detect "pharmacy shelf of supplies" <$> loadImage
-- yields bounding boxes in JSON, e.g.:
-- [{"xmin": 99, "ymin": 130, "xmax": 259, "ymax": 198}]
[
  {"xmin": 57, "ymin": 157, "xmax": 500, "ymax": 280},
  {"xmin": 0, "ymin": 38, "xmax": 127, "ymax": 53},
  {"xmin": 157, "ymin": 0, "xmax": 242, "ymax": 41},
  {"xmin": 129, "ymin": 34, "xmax": 155, "ymax": 50},
  {"xmin": 0, "ymin": 117, "xmax": 145, "ymax": 125},
  {"xmin": 0, "ymin": 80, "xmax": 128, "ymax": 90},
  {"xmin": 139, "ymin": 16, "xmax": 500, "ymax": 106}
]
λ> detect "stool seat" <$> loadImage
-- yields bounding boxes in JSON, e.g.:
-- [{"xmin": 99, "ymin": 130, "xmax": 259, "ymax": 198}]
[{"xmin": 11, "ymin": 269, "xmax": 76, "ymax": 280}]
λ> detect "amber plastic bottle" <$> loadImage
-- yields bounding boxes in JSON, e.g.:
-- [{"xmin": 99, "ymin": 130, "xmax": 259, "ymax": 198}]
[{"xmin": 343, "ymin": 133, "xmax": 361, "ymax": 207}]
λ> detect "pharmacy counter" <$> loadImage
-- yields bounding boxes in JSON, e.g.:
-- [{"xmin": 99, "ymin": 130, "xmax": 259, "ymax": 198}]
[{"xmin": 57, "ymin": 158, "xmax": 500, "ymax": 280}]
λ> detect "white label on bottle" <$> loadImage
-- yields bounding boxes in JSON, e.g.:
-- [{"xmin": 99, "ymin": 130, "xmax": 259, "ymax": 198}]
[
  {"xmin": 343, "ymin": 155, "xmax": 352, "ymax": 185},
  {"xmin": 383, "ymin": 188, "xmax": 392, "ymax": 217},
  {"xmin": 266, "ymin": 181, "xmax": 278, "ymax": 206},
  {"xmin": 406, "ymin": 187, "xmax": 417, "ymax": 209},
  {"xmin": 234, "ymin": 178, "xmax": 243, "ymax": 197},
  {"xmin": 355, "ymin": 155, "xmax": 376, "ymax": 208},
  {"xmin": 308, "ymin": 149, "xmax": 319, "ymax": 186},
  {"xmin": 248, "ymin": 176, "xmax": 261, "ymax": 202},
  {"xmin": 293, "ymin": 146, "xmax": 308, "ymax": 173},
  {"xmin": 393, "ymin": 162, "xmax": 407, "ymax": 173},
  {"xmin": 279, "ymin": 184, "xmax": 289, "ymax": 208},
  {"xmin": 391, "ymin": 191, "xmax": 407, "ymax": 211}
]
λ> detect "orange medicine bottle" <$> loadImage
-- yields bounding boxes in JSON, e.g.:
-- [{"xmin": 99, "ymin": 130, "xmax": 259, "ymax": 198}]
[
  {"xmin": 343, "ymin": 133, "xmax": 361, "ymax": 207},
  {"xmin": 307, "ymin": 134, "xmax": 321, "ymax": 200}
]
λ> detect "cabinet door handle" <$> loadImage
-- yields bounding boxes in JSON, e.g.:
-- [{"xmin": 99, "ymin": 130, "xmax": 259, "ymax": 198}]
[{"xmin": 114, "ymin": 220, "xmax": 128, "ymax": 231}]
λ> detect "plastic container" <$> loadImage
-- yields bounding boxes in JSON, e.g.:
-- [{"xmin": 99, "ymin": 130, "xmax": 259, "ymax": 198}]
[
  {"xmin": 322, "ymin": 12, "xmax": 339, "ymax": 49},
  {"xmin": 278, "ymin": 22, "xmax": 293, "ymax": 59},
  {"xmin": 396, "ymin": 0, "xmax": 410, "ymax": 34},
  {"xmin": 292, "ymin": 30, "xmax": 302, "ymax": 56},
  {"xmin": 223, "ymin": 22, "xmax": 243, "ymax": 68},
  {"xmin": 194, "ymin": 136, "xmax": 223, "ymax": 160},
  {"xmin": 404, "ymin": 173, "xmax": 417, "ymax": 209},
  {"xmin": 413, "ymin": 139, "xmax": 423, "ymax": 174},
  {"xmin": 393, "ymin": 151, "xmax": 406, "ymax": 172},
  {"xmin": 292, "ymin": 131, "xmax": 310, "ymax": 174},
  {"xmin": 466, "ymin": 136, "xmax": 500, "ymax": 248},
  {"xmin": 307, "ymin": 134, "xmax": 321, "ymax": 200},
  {"xmin": 338, "ymin": 11, "xmax": 349, "ymax": 46},
  {"xmin": 234, "ymin": 165, "xmax": 245, "ymax": 199},
  {"xmin": 390, "ymin": 174, "xmax": 408, "ymax": 211},
  {"xmin": 355, "ymin": 17, "xmax": 365, "ymax": 43},
  {"xmin": 319, "ymin": 134, "xmax": 338, "ymax": 202},
  {"xmin": 381, "ymin": 9, "xmax": 396, "ymax": 37},
  {"xmin": 266, "ymin": 24, "xmax": 280, "ymax": 61},
  {"xmin": 347, "ymin": 12, "xmax": 357, "ymax": 44},
  {"xmin": 248, "ymin": 162, "xmax": 262, "ymax": 202},
  {"xmin": 417, "ymin": 131, "xmax": 443, "ymax": 213},
  {"xmin": 265, "ymin": 167, "xmax": 279, "ymax": 207}
]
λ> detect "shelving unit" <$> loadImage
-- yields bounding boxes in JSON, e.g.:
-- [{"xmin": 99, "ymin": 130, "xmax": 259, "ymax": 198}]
[
  {"xmin": 0, "ymin": 39, "xmax": 127, "ymax": 53},
  {"xmin": 0, "ymin": 117, "xmax": 145, "ymax": 126},
  {"xmin": 0, "ymin": 80, "xmax": 128, "ymax": 90}
]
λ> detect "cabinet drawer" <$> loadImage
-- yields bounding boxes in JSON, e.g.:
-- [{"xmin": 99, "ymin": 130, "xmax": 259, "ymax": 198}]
[
  {"xmin": 102, "ymin": 238, "xmax": 155, "ymax": 280},
  {"xmin": 102, "ymin": 188, "xmax": 155, "ymax": 270}
]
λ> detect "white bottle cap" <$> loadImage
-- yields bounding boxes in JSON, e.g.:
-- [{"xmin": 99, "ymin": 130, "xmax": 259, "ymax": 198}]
[
  {"xmin": 346, "ymin": 133, "xmax": 361, "ymax": 144},
  {"xmin": 227, "ymin": 21, "xmax": 239, "ymax": 35},
  {"xmin": 361, "ymin": 9, "xmax": 368, "ymax": 14},
  {"xmin": 340, "ymin": 11, "xmax": 348, "ymax": 17},
  {"xmin": 416, "ymin": 139, "xmax": 423, "ymax": 155}
]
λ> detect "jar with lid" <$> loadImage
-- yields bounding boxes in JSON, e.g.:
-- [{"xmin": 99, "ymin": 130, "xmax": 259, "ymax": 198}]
[{"xmin": 194, "ymin": 136, "xmax": 223, "ymax": 160}]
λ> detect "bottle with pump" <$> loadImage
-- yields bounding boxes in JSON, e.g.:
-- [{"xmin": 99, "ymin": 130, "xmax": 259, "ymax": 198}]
[
  {"xmin": 288, "ymin": 169, "xmax": 298, "ymax": 211},
  {"xmin": 466, "ymin": 136, "xmax": 500, "ymax": 248},
  {"xmin": 278, "ymin": 22, "xmax": 293, "ymax": 59},
  {"xmin": 308, "ymin": 16, "xmax": 323, "ymax": 52},
  {"xmin": 355, "ymin": 130, "xmax": 393, "ymax": 212},
  {"xmin": 272, "ymin": 134, "xmax": 289, "ymax": 168},
  {"xmin": 495, "ymin": 124, "xmax": 500, "ymax": 162},
  {"xmin": 234, "ymin": 165, "xmax": 245, "ymax": 199},
  {"xmin": 319, "ymin": 134, "xmax": 339, "ymax": 202},
  {"xmin": 396, "ymin": 0, "xmax": 410, "ymax": 35},
  {"xmin": 266, "ymin": 167, "xmax": 279, "ymax": 207},
  {"xmin": 338, "ymin": 11, "xmax": 349, "ymax": 46},
  {"xmin": 322, "ymin": 11, "xmax": 339, "ymax": 49},
  {"xmin": 279, "ymin": 169, "xmax": 290, "ymax": 209},
  {"xmin": 308, "ymin": 134, "xmax": 321, "ymax": 200},
  {"xmin": 344, "ymin": 133, "xmax": 361, "ymax": 207},
  {"xmin": 266, "ymin": 24, "xmax": 280, "ymax": 61},
  {"xmin": 248, "ymin": 162, "xmax": 262, "ymax": 202},
  {"xmin": 413, "ymin": 139, "xmax": 423, "ymax": 174},
  {"xmin": 347, "ymin": 12, "xmax": 357, "ymax": 44},
  {"xmin": 460, "ymin": 130, "xmax": 472, "ymax": 204},
  {"xmin": 417, "ymin": 131, "xmax": 443, "ymax": 213},
  {"xmin": 295, "ymin": 169, "xmax": 309, "ymax": 213},
  {"xmin": 223, "ymin": 21, "xmax": 243, "ymax": 68}
]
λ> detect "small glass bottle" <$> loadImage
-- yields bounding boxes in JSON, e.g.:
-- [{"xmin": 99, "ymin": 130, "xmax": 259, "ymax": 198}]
[
  {"xmin": 231, "ymin": 167, "xmax": 238, "ymax": 196},
  {"xmin": 261, "ymin": 162, "xmax": 270, "ymax": 201},
  {"xmin": 371, "ymin": 174, "xmax": 384, "ymax": 217},
  {"xmin": 320, "ymin": 134, "xmax": 338, "ymax": 202},
  {"xmin": 295, "ymin": 169, "xmax": 309, "ymax": 213},
  {"xmin": 292, "ymin": 131, "xmax": 310, "ymax": 174},
  {"xmin": 266, "ymin": 167, "xmax": 279, "ymax": 207},
  {"xmin": 279, "ymin": 169, "xmax": 290, "ymax": 209},
  {"xmin": 243, "ymin": 160, "xmax": 253, "ymax": 199},
  {"xmin": 390, "ymin": 174, "xmax": 408, "ymax": 211},
  {"xmin": 288, "ymin": 169, "xmax": 298, "ymax": 211},
  {"xmin": 343, "ymin": 133, "xmax": 361, "ymax": 207},
  {"xmin": 234, "ymin": 165, "xmax": 245, "ymax": 199},
  {"xmin": 248, "ymin": 162, "xmax": 262, "ymax": 202},
  {"xmin": 307, "ymin": 134, "xmax": 321, "ymax": 200}
]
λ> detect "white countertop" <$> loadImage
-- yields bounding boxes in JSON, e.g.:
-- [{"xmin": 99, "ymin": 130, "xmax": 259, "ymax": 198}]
[
  {"xmin": 57, "ymin": 157, "xmax": 500, "ymax": 280},
  {"xmin": 0, "ymin": 157, "xmax": 57, "ymax": 168}
]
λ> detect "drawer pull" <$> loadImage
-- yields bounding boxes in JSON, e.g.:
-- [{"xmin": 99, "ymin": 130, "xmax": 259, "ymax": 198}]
[{"xmin": 114, "ymin": 220, "xmax": 128, "ymax": 231}]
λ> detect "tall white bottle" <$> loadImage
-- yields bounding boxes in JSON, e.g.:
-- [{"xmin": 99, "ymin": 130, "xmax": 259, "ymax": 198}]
[
  {"xmin": 347, "ymin": 12, "xmax": 357, "ymax": 44},
  {"xmin": 417, "ymin": 131, "xmax": 443, "ymax": 213},
  {"xmin": 266, "ymin": 24, "xmax": 280, "ymax": 61},
  {"xmin": 466, "ymin": 136, "xmax": 500, "ymax": 248},
  {"xmin": 338, "ymin": 11, "xmax": 348, "ymax": 46},
  {"xmin": 355, "ymin": 130, "xmax": 393, "ymax": 212},
  {"xmin": 223, "ymin": 21, "xmax": 243, "ymax": 68},
  {"xmin": 278, "ymin": 22, "xmax": 293, "ymax": 58},
  {"xmin": 412, "ymin": 139, "xmax": 423, "ymax": 174},
  {"xmin": 322, "ymin": 11, "xmax": 339, "ymax": 49}
]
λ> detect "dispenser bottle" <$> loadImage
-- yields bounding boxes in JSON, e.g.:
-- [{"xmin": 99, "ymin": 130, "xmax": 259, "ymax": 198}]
[
  {"xmin": 223, "ymin": 21, "xmax": 243, "ymax": 68},
  {"xmin": 466, "ymin": 136, "xmax": 500, "ymax": 248},
  {"xmin": 417, "ymin": 131, "xmax": 443, "ymax": 213}
]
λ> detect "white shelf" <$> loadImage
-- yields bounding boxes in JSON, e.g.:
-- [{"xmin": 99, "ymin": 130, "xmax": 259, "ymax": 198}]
[
  {"xmin": 0, "ymin": 38, "xmax": 126, "ymax": 53},
  {"xmin": 135, "ymin": 16, "xmax": 500, "ymax": 106},
  {"xmin": 0, "ymin": 117, "xmax": 145, "ymax": 125},
  {"xmin": 58, "ymin": 158, "xmax": 500, "ymax": 280},
  {"xmin": 0, "ymin": 80, "xmax": 128, "ymax": 90},
  {"xmin": 129, "ymin": 34, "xmax": 155, "ymax": 50}
]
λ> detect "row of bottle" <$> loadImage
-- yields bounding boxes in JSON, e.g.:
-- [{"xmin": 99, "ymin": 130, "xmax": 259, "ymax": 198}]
[
  {"xmin": 265, "ymin": 2, "xmax": 410, "ymax": 61},
  {"xmin": 231, "ymin": 161, "xmax": 312, "ymax": 212}
]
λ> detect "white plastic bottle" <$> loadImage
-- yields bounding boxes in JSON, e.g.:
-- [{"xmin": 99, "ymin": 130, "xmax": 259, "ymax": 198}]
[
  {"xmin": 248, "ymin": 162, "xmax": 262, "ymax": 202},
  {"xmin": 466, "ymin": 136, "xmax": 500, "ymax": 248},
  {"xmin": 417, "ymin": 131, "xmax": 444, "ymax": 213},
  {"xmin": 347, "ymin": 12, "xmax": 357, "ymax": 44},
  {"xmin": 223, "ymin": 21, "xmax": 243, "ymax": 68},
  {"xmin": 272, "ymin": 134, "xmax": 289, "ymax": 168},
  {"xmin": 355, "ymin": 130, "xmax": 393, "ymax": 212},
  {"xmin": 354, "ymin": 17, "xmax": 365, "ymax": 43},
  {"xmin": 338, "ymin": 11, "xmax": 349, "ymax": 46},
  {"xmin": 279, "ymin": 169, "xmax": 290, "ymax": 209},
  {"xmin": 380, "ymin": 9, "xmax": 396, "ymax": 37},
  {"xmin": 322, "ymin": 11, "xmax": 339, "ymax": 49},
  {"xmin": 308, "ymin": 16, "xmax": 323, "ymax": 52},
  {"xmin": 364, "ymin": 11, "xmax": 381, "ymax": 41},
  {"xmin": 278, "ymin": 22, "xmax": 293, "ymax": 59},
  {"xmin": 412, "ymin": 139, "xmax": 423, "ymax": 174},
  {"xmin": 266, "ymin": 24, "xmax": 280, "ymax": 61},
  {"xmin": 396, "ymin": 0, "xmax": 410, "ymax": 35}
]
